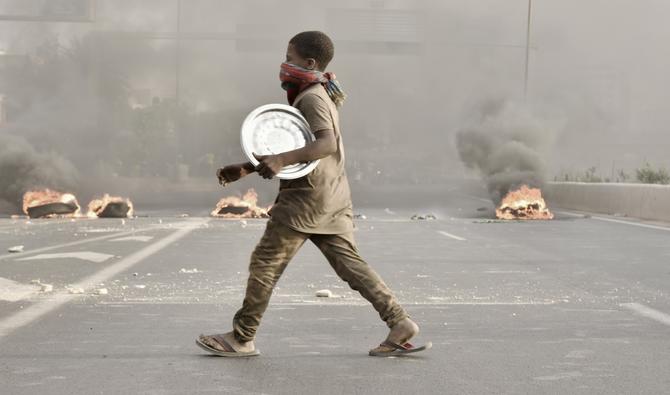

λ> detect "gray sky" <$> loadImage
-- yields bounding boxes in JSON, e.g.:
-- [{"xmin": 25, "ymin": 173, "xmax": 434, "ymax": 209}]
[{"xmin": 1, "ymin": 0, "xmax": 669, "ymax": 190}]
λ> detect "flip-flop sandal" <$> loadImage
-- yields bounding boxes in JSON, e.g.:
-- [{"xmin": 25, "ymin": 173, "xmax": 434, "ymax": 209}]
[
  {"xmin": 368, "ymin": 340, "xmax": 432, "ymax": 357},
  {"xmin": 196, "ymin": 334, "xmax": 260, "ymax": 357}
]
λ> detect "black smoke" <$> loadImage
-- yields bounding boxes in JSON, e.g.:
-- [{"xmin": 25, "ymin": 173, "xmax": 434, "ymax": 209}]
[
  {"xmin": 456, "ymin": 101, "xmax": 551, "ymax": 204},
  {"xmin": 0, "ymin": 134, "xmax": 79, "ymax": 213}
]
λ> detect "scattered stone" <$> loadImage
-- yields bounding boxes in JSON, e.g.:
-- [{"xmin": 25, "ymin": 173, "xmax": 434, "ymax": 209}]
[
  {"xmin": 353, "ymin": 214, "xmax": 367, "ymax": 220},
  {"xmin": 67, "ymin": 287, "xmax": 85, "ymax": 294},
  {"xmin": 8, "ymin": 245, "xmax": 24, "ymax": 253},
  {"xmin": 315, "ymin": 289, "xmax": 333, "ymax": 298},
  {"xmin": 179, "ymin": 268, "xmax": 200, "ymax": 274},
  {"xmin": 96, "ymin": 288, "xmax": 109, "ymax": 295},
  {"xmin": 132, "ymin": 272, "xmax": 139, "ymax": 277},
  {"xmin": 179, "ymin": 213, "xmax": 190, "ymax": 218},
  {"xmin": 134, "ymin": 285, "xmax": 146, "ymax": 289}
]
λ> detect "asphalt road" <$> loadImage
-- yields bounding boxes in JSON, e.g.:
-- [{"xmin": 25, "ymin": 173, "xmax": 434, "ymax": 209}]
[{"xmin": 1, "ymin": 192, "xmax": 669, "ymax": 394}]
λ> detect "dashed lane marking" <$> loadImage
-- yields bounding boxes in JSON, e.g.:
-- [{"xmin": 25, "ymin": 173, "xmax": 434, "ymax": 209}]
[{"xmin": 438, "ymin": 230, "xmax": 467, "ymax": 241}]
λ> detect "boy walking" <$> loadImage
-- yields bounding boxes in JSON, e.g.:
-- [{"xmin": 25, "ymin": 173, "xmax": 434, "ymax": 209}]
[{"xmin": 197, "ymin": 31, "xmax": 428, "ymax": 357}]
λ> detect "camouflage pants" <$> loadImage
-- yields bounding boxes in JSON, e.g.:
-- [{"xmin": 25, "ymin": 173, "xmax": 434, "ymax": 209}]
[{"xmin": 232, "ymin": 219, "xmax": 408, "ymax": 342}]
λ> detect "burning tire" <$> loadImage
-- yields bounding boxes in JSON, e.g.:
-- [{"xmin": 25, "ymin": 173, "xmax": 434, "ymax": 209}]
[
  {"xmin": 23, "ymin": 190, "xmax": 81, "ymax": 218},
  {"xmin": 87, "ymin": 195, "xmax": 134, "ymax": 218}
]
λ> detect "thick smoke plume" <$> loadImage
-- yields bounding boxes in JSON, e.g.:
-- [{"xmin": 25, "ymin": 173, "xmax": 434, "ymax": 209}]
[
  {"xmin": 0, "ymin": 134, "xmax": 79, "ymax": 213},
  {"xmin": 456, "ymin": 101, "xmax": 553, "ymax": 204}
]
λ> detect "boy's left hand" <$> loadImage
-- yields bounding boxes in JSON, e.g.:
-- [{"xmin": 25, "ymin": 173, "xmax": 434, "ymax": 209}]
[{"xmin": 253, "ymin": 153, "xmax": 284, "ymax": 179}]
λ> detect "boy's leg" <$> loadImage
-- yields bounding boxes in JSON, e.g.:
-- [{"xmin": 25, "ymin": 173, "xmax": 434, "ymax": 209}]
[
  {"xmin": 310, "ymin": 232, "xmax": 408, "ymax": 328},
  {"xmin": 232, "ymin": 219, "xmax": 308, "ymax": 342}
]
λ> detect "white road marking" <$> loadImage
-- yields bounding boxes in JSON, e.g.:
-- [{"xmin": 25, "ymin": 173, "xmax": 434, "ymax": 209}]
[
  {"xmin": 0, "ymin": 227, "xmax": 159, "ymax": 262},
  {"xmin": 0, "ymin": 219, "xmax": 208, "ymax": 338},
  {"xmin": 621, "ymin": 303, "xmax": 670, "ymax": 326},
  {"xmin": 0, "ymin": 278, "xmax": 40, "ymax": 302},
  {"xmin": 557, "ymin": 210, "xmax": 670, "ymax": 232},
  {"xmin": 592, "ymin": 216, "xmax": 670, "ymax": 232},
  {"xmin": 17, "ymin": 252, "xmax": 114, "ymax": 264},
  {"xmin": 110, "ymin": 235, "xmax": 154, "ymax": 242},
  {"xmin": 438, "ymin": 230, "xmax": 467, "ymax": 241},
  {"xmin": 555, "ymin": 210, "xmax": 585, "ymax": 218}
]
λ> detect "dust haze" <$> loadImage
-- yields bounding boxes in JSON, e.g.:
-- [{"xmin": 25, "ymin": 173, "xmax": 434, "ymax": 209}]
[{"xmin": 1, "ymin": 0, "xmax": 669, "ymax": 213}]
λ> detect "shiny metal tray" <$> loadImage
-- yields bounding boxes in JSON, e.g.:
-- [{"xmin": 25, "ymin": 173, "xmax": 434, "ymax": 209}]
[{"xmin": 240, "ymin": 104, "xmax": 319, "ymax": 180}]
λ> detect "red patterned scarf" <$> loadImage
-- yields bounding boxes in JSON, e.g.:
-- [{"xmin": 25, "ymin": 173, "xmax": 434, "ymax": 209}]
[{"xmin": 279, "ymin": 62, "xmax": 346, "ymax": 107}]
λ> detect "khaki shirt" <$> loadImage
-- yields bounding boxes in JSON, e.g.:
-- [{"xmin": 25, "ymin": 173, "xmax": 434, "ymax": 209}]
[{"xmin": 269, "ymin": 84, "xmax": 354, "ymax": 234}]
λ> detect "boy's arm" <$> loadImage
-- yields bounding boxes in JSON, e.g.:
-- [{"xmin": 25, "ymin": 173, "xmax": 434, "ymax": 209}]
[
  {"xmin": 255, "ymin": 94, "xmax": 336, "ymax": 179},
  {"xmin": 217, "ymin": 161, "xmax": 256, "ymax": 185},
  {"xmin": 254, "ymin": 130, "xmax": 336, "ymax": 179}
]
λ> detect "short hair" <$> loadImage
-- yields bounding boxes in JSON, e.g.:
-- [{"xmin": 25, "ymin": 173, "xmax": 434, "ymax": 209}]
[{"xmin": 289, "ymin": 31, "xmax": 334, "ymax": 70}]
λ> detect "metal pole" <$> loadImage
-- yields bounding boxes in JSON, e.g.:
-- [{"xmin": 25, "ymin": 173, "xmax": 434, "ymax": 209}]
[
  {"xmin": 175, "ymin": 0, "xmax": 181, "ymax": 105},
  {"xmin": 524, "ymin": 0, "xmax": 532, "ymax": 100}
]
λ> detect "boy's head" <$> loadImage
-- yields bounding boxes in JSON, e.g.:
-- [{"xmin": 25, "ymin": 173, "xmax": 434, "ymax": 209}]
[{"xmin": 286, "ymin": 31, "xmax": 334, "ymax": 71}]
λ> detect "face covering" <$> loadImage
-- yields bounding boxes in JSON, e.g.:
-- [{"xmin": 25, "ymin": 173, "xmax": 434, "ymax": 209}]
[{"xmin": 279, "ymin": 62, "xmax": 346, "ymax": 107}]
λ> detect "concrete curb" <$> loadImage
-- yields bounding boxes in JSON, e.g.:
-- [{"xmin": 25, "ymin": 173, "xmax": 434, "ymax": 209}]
[{"xmin": 544, "ymin": 182, "xmax": 670, "ymax": 222}]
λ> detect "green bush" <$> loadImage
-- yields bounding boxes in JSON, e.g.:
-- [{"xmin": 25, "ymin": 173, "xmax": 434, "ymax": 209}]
[{"xmin": 636, "ymin": 163, "xmax": 670, "ymax": 185}]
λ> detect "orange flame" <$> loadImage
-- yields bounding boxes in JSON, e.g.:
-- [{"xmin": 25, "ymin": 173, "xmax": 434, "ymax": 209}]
[
  {"xmin": 496, "ymin": 185, "xmax": 554, "ymax": 220},
  {"xmin": 87, "ymin": 194, "xmax": 134, "ymax": 218},
  {"xmin": 22, "ymin": 189, "xmax": 81, "ymax": 217},
  {"xmin": 211, "ymin": 189, "xmax": 270, "ymax": 219}
]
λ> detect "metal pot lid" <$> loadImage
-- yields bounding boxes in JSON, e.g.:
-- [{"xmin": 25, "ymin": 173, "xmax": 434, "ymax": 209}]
[{"xmin": 240, "ymin": 103, "xmax": 320, "ymax": 180}]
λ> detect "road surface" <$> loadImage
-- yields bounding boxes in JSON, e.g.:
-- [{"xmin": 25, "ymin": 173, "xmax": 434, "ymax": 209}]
[{"xmin": 1, "ymin": 191, "xmax": 669, "ymax": 394}]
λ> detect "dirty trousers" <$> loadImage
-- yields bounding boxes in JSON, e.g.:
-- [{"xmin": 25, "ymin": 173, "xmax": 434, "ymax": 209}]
[{"xmin": 232, "ymin": 219, "xmax": 408, "ymax": 342}]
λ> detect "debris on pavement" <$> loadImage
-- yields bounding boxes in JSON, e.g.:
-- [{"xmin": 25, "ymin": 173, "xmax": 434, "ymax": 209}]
[
  {"xmin": 179, "ymin": 268, "xmax": 201, "ymax": 274},
  {"xmin": 354, "ymin": 214, "xmax": 367, "ymax": 220},
  {"xmin": 411, "ymin": 214, "xmax": 437, "ymax": 220},
  {"xmin": 8, "ymin": 245, "xmax": 24, "ymax": 253},
  {"xmin": 134, "ymin": 284, "xmax": 146, "ymax": 289},
  {"xmin": 476, "ymin": 207, "xmax": 488, "ymax": 212},
  {"xmin": 30, "ymin": 279, "xmax": 53, "ymax": 293},
  {"xmin": 315, "ymin": 289, "xmax": 333, "ymax": 298},
  {"xmin": 67, "ymin": 286, "xmax": 85, "ymax": 294},
  {"xmin": 96, "ymin": 288, "xmax": 109, "ymax": 295}
]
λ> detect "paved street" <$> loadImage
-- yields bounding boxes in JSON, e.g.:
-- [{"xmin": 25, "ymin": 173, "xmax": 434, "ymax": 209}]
[{"xmin": 1, "ymin": 191, "xmax": 669, "ymax": 394}]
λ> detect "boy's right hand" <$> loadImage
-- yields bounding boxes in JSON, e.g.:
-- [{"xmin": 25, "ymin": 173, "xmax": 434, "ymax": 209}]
[{"xmin": 216, "ymin": 164, "xmax": 248, "ymax": 186}]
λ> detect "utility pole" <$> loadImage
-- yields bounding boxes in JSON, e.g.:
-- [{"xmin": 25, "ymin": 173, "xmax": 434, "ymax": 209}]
[{"xmin": 524, "ymin": 0, "xmax": 533, "ymax": 100}]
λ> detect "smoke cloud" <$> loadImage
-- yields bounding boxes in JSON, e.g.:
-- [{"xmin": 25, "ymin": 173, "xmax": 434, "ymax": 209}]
[
  {"xmin": 0, "ymin": 134, "xmax": 79, "ymax": 212},
  {"xmin": 455, "ymin": 101, "xmax": 554, "ymax": 204}
]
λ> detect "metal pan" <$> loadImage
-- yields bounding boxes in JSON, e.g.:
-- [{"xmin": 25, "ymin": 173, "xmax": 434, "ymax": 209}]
[{"xmin": 240, "ymin": 104, "xmax": 320, "ymax": 180}]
